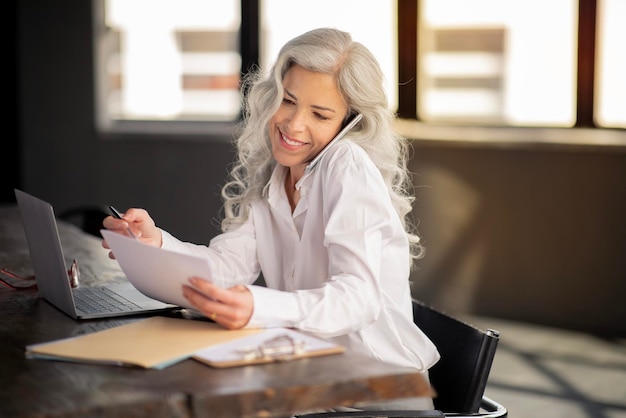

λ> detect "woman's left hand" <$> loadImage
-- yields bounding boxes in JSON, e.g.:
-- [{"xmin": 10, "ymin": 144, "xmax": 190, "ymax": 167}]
[{"xmin": 182, "ymin": 278, "xmax": 253, "ymax": 329}]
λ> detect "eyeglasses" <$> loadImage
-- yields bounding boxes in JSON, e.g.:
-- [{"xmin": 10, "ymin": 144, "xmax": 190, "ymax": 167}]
[
  {"xmin": 237, "ymin": 334, "xmax": 306, "ymax": 362},
  {"xmin": 0, "ymin": 259, "xmax": 80, "ymax": 290}
]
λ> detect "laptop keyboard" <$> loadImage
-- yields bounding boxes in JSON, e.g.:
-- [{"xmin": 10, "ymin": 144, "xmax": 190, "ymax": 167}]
[{"xmin": 74, "ymin": 286, "xmax": 143, "ymax": 314}]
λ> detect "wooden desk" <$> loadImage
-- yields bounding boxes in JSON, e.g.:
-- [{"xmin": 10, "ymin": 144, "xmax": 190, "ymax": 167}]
[{"xmin": 0, "ymin": 205, "xmax": 431, "ymax": 417}]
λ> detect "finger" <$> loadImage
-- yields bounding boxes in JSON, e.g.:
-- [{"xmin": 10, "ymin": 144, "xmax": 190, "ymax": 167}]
[
  {"xmin": 211, "ymin": 284, "xmax": 253, "ymax": 328},
  {"xmin": 188, "ymin": 277, "xmax": 222, "ymax": 300},
  {"xmin": 103, "ymin": 217, "xmax": 131, "ymax": 234},
  {"xmin": 101, "ymin": 239, "xmax": 116, "ymax": 259},
  {"xmin": 182, "ymin": 281, "xmax": 252, "ymax": 329},
  {"xmin": 188, "ymin": 278, "xmax": 246, "ymax": 306},
  {"xmin": 102, "ymin": 215, "xmax": 115, "ymax": 229},
  {"xmin": 182, "ymin": 285, "xmax": 222, "ymax": 316},
  {"xmin": 103, "ymin": 215, "xmax": 125, "ymax": 230},
  {"xmin": 124, "ymin": 208, "xmax": 153, "ymax": 226}
]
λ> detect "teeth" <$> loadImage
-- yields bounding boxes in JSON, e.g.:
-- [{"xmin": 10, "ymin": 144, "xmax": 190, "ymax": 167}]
[{"xmin": 282, "ymin": 134, "xmax": 304, "ymax": 146}]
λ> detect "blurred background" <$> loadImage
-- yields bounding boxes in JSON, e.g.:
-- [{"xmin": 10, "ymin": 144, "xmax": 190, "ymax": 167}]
[
  {"xmin": 5, "ymin": 0, "xmax": 626, "ymax": 358},
  {"xmin": 5, "ymin": 1, "xmax": 626, "ymax": 415}
]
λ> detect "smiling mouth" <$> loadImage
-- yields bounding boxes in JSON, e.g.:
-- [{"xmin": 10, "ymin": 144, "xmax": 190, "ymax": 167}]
[{"xmin": 280, "ymin": 132, "xmax": 307, "ymax": 147}]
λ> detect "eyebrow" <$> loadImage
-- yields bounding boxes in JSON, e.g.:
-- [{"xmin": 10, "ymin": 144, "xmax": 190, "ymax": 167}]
[{"xmin": 284, "ymin": 89, "xmax": 337, "ymax": 113}]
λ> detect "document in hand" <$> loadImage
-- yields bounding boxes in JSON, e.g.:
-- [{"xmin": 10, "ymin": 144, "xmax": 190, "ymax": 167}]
[
  {"xmin": 101, "ymin": 229, "xmax": 218, "ymax": 309},
  {"xmin": 25, "ymin": 316, "xmax": 261, "ymax": 369}
]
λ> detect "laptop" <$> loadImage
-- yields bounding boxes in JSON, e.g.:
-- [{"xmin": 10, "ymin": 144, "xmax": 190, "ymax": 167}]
[{"xmin": 14, "ymin": 189, "xmax": 178, "ymax": 319}]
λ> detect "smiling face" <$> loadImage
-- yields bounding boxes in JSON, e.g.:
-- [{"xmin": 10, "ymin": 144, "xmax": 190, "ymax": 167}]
[{"xmin": 269, "ymin": 64, "xmax": 349, "ymax": 180}]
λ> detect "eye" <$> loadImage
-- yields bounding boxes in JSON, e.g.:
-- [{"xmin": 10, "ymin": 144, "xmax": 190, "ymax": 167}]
[
  {"xmin": 313, "ymin": 112, "xmax": 330, "ymax": 121},
  {"xmin": 282, "ymin": 97, "xmax": 295, "ymax": 106}
]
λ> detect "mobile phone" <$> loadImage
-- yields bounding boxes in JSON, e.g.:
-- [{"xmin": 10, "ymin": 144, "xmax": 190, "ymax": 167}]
[{"xmin": 305, "ymin": 113, "xmax": 363, "ymax": 174}]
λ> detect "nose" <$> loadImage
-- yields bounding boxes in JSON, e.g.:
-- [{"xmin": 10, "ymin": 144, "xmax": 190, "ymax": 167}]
[{"xmin": 285, "ymin": 108, "xmax": 306, "ymax": 133}]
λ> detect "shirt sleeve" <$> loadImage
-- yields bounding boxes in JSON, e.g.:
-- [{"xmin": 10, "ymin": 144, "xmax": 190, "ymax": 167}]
[{"xmin": 160, "ymin": 212, "xmax": 261, "ymax": 286}]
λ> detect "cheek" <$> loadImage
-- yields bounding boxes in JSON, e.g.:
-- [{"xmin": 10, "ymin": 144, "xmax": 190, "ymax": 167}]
[
  {"xmin": 268, "ymin": 117, "xmax": 280, "ymax": 152},
  {"xmin": 271, "ymin": 106, "xmax": 289, "ymax": 125},
  {"xmin": 269, "ymin": 107, "xmax": 295, "ymax": 140},
  {"xmin": 316, "ymin": 124, "xmax": 343, "ymax": 145},
  {"xmin": 268, "ymin": 112, "xmax": 282, "ymax": 135},
  {"xmin": 268, "ymin": 115, "xmax": 279, "ymax": 137}
]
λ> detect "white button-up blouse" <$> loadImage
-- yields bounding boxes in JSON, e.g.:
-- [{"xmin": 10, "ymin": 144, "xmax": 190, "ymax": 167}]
[{"xmin": 161, "ymin": 139, "xmax": 439, "ymax": 371}]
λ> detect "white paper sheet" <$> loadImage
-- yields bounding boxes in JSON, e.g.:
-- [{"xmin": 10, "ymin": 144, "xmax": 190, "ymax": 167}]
[{"xmin": 101, "ymin": 229, "xmax": 216, "ymax": 308}]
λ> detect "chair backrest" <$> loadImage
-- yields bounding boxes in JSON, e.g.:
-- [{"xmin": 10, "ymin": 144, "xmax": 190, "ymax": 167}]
[{"xmin": 413, "ymin": 299, "xmax": 499, "ymax": 413}]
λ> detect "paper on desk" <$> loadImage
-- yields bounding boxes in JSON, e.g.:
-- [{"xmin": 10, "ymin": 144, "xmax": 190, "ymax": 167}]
[
  {"xmin": 193, "ymin": 327, "xmax": 345, "ymax": 368},
  {"xmin": 101, "ymin": 229, "xmax": 224, "ymax": 309},
  {"xmin": 25, "ymin": 316, "xmax": 262, "ymax": 369}
]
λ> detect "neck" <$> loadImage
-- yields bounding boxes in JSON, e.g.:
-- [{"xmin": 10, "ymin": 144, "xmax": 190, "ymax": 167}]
[
  {"xmin": 286, "ymin": 170, "xmax": 298, "ymax": 191},
  {"xmin": 284, "ymin": 169, "xmax": 301, "ymax": 212},
  {"xmin": 286, "ymin": 166, "xmax": 305, "ymax": 190}
]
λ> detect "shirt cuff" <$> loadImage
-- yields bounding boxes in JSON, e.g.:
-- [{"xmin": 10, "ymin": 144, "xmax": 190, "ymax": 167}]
[
  {"xmin": 160, "ymin": 229, "xmax": 181, "ymax": 251},
  {"xmin": 245, "ymin": 285, "xmax": 302, "ymax": 329}
]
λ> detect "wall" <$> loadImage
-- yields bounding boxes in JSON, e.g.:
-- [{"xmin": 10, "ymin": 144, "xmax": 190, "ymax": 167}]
[
  {"xmin": 409, "ymin": 141, "xmax": 626, "ymax": 337},
  {"xmin": 13, "ymin": 0, "xmax": 626, "ymax": 337},
  {"xmin": 4, "ymin": 0, "xmax": 20, "ymax": 203}
]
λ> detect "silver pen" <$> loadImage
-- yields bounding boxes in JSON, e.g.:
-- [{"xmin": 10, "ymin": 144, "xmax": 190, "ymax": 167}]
[{"xmin": 108, "ymin": 205, "xmax": 137, "ymax": 239}]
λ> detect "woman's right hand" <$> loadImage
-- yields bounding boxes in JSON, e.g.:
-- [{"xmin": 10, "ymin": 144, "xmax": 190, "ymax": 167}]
[{"xmin": 101, "ymin": 208, "xmax": 162, "ymax": 258}]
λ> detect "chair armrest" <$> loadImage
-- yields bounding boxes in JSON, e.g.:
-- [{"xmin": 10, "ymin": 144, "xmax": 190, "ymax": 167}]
[
  {"xmin": 442, "ymin": 396, "xmax": 508, "ymax": 418},
  {"xmin": 480, "ymin": 396, "xmax": 508, "ymax": 417}
]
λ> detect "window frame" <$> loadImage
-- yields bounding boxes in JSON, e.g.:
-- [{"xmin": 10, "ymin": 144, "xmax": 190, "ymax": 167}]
[
  {"xmin": 94, "ymin": 0, "xmax": 625, "ymax": 146},
  {"xmin": 92, "ymin": 0, "xmax": 256, "ymax": 140},
  {"xmin": 397, "ymin": 0, "xmax": 626, "ymax": 149}
]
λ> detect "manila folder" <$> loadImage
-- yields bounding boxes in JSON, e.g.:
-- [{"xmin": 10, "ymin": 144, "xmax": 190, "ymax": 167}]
[{"xmin": 25, "ymin": 316, "xmax": 261, "ymax": 369}]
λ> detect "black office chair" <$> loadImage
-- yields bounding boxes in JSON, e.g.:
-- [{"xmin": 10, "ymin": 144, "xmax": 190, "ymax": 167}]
[
  {"xmin": 58, "ymin": 205, "xmax": 110, "ymax": 238},
  {"xmin": 296, "ymin": 299, "xmax": 507, "ymax": 418}
]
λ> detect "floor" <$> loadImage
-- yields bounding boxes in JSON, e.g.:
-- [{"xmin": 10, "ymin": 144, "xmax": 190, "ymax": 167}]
[{"xmin": 465, "ymin": 314, "xmax": 626, "ymax": 418}]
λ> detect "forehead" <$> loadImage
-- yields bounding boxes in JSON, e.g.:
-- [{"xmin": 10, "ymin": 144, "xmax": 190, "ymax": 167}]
[{"xmin": 282, "ymin": 65, "xmax": 347, "ymax": 110}]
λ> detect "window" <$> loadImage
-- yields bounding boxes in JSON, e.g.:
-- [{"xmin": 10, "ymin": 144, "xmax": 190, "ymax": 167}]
[
  {"xmin": 596, "ymin": 0, "xmax": 626, "ymax": 128},
  {"xmin": 94, "ymin": 0, "xmax": 241, "ymax": 134},
  {"xmin": 260, "ymin": 0, "xmax": 397, "ymax": 109},
  {"xmin": 399, "ymin": 0, "xmax": 626, "ymax": 133},
  {"xmin": 94, "ymin": 0, "xmax": 396, "ymax": 135},
  {"xmin": 417, "ymin": 0, "xmax": 577, "ymax": 127},
  {"xmin": 94, "ymin": 0, "xmax": 624, "ymax": 138}
]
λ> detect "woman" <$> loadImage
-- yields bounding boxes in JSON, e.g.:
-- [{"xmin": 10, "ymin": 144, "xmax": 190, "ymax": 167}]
[{"xmin": 103, "ymin": 27, "xmax": 439, "ymax": 411}]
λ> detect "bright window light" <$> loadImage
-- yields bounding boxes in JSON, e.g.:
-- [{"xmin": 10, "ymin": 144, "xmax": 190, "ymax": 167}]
[
  {"xmin": 596, "ymin": 0, "xmax": 626, "ymax": 128},
  {"xmin": 97, "ymin": 0, "xmax": 241, "ymax": 129},
  {"xmin": 261, "ymin": 0, "xmax": 398, "ymax": 110},
  {"xmin": 418, "ymin": 0, "xmax": 577, "ymax": 126}
]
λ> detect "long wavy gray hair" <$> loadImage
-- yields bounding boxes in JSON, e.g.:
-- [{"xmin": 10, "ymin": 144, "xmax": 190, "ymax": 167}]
[{"xmin": 220, "ymin": 28, "xmax": 423, "ymax": 260}]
